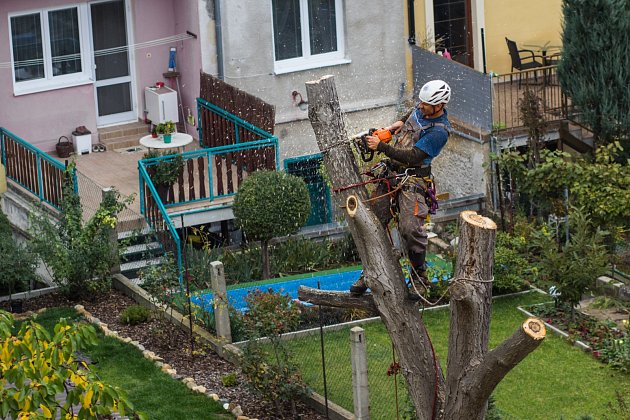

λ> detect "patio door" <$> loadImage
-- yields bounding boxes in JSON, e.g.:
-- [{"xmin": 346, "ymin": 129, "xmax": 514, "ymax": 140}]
[
  {"xmin": 433, "ymin": 0, "xmax": 474, "ymax": 67},
  {"xmin": 90, "ymin": 0, "xmax": 135, "ymax": 126}
]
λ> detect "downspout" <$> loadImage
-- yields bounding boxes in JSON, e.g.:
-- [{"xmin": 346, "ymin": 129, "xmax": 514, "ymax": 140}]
[
  {"xmin": 407, "ymin": 0, "xmax": 416, "ymax": 45},
  {"xmin": 214, "ymin": 0, "xmax": 224, "ymax": 80}
]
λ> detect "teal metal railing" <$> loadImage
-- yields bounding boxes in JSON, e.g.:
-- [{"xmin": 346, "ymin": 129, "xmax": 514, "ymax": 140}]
[
  {"xmin": 137, "ymin": 97, "xmax": 280, "ymax": 286},
  {"xmin": 0, "ymin": 127, "xmax": 76, "ymax": 210}
]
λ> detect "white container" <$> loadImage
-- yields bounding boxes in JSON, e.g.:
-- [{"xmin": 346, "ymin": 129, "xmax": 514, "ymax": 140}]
[
  {"xmin": 73, "ymin": 133, "xmax": 92, "ymax": 155},
  {"xmin": 145, "ymin": 86, "xmax": 179, "ymax": 124}
]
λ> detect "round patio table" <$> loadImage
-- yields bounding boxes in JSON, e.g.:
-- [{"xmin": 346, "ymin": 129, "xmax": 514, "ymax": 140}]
[{"xmin": 139, "ymin": 133, "xmax": 193, "ymax": 151}]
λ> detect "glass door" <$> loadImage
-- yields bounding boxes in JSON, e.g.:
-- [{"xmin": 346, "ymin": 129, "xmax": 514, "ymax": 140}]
[
  {"xmin": 90, "ymin": 0, "xmax": 135, "ymax": 126},
  {"xmin": 433, "ymin": 0, "xmax": 474, "ymax": 67}
]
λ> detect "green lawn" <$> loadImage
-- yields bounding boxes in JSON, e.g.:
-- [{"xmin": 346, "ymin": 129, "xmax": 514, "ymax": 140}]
[
  {"xmin": 21, "ymin": 308, "xmax": 231, "ymax": 420},
  {"xmin": 282, "ymin": 291, "xmax": 630, "ymax": 419}
]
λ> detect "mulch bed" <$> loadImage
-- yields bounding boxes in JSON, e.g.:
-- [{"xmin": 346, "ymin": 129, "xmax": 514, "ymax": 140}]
[{"xmin": 4, "ymin": 289, "xmax": 327, "ymax": 420}]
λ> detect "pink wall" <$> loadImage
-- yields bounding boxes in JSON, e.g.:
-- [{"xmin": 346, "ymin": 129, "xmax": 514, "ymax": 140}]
[
  {"xmin": 131, "ymin": 0, "xmax": 201, "ymax": 135},
  {"xmin": 0, "ymin": 0, "xmax": 98, "ymax": 151},
  {"xmin": 0, "ymin": 0, "xmax": 203, "ymax": 151}
]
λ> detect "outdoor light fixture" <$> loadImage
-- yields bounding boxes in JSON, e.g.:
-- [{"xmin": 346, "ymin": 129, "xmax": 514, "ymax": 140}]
[{"xmin": 292, "ymin": 90, "xmax": 308, "ymax": 111}]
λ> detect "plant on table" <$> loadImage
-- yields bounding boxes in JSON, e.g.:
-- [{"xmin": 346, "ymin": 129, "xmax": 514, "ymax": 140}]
[
  {"xmin": 29, "ymin": 163, "xmax": 133, "ymax": 299},
  {"xmin": 154, "ymin": 121, "xmax": 176, "ymax": 136}
]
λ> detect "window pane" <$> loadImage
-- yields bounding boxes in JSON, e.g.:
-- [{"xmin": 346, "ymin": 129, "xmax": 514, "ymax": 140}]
[
  {"xmin": 91, "ymin": 0, "xmax": 129, "ymax": 80},
  {"xmin": 11, "ymin": 14, "xmax": 44, "ymax": 82},
  {"xmin": 49, "ymin": 8, "xmax": 82, "ymax": 76},
  {"xmin": 272, "ymin": 0, "xmax": 302, "ymax": 60},
  {"xmin": 97, "ymin": 82, "xmax": 132, "ymax": 116},
  {"xmin": 308, "ymin": 0, "xmax": 337, "ymax": 55}
]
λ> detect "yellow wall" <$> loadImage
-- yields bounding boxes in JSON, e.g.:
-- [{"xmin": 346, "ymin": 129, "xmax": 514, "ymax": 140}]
[
  {"xmin": 411, "ymin": 0, "xmax": 563, "ymax": 76},
  {"xmin": 485, "ymin": 0, "xmax": 563, "ymax": 75}
]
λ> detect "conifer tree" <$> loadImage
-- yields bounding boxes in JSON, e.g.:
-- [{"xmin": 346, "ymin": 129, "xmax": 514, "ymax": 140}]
[{"xmin": 557, "ymin": 0, "xmax": 630, "ymax": 150}]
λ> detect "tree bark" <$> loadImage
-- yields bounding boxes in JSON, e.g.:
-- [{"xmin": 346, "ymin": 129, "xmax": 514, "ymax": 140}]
[{"xmin": 303, "ymin": 75, "xmax": 546, "ymax": 420}]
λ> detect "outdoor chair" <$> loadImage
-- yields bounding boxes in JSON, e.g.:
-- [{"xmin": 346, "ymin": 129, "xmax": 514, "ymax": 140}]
[{"xmin": 505, "ymin": 38, "xmax": 545, "ymax": 87}]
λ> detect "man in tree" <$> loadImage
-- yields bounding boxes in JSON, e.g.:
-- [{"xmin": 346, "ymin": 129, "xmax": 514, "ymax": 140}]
[{"xmin": 350, "ymin": 80, "xmax": 452, "ymax": 300}]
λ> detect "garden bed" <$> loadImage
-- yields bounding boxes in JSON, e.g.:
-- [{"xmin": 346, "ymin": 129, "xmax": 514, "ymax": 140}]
[{"xmin": 522, "ymin": 299, "xmax": 629, "ymax": 371}]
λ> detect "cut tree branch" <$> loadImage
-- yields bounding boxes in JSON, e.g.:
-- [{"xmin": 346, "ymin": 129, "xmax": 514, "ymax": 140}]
[{"xmin": 297, "ymin": 287, "xmax": 378, "ymax": 314}]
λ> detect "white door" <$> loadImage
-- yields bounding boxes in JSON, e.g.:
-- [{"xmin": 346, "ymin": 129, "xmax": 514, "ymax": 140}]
[{"xmin": 90, "ymin": 0, "xmax": 136, "ymax": 126}]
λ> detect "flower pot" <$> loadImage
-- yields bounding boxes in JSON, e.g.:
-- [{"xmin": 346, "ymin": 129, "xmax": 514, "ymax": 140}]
[
  {"xmin": 151, "ymin": 132, "xmax": 158, "ymax": 138},
  {"xmin": 163, "ymin": 134, "xmax": 172, "ymax": 144}
]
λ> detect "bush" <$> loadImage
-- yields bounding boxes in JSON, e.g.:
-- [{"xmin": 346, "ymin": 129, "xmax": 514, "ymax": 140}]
[
  {"xmin": 221, "ymin": 373, "xmax": 239, "ymax": 387},
  {"xmin": 0, "ymin": 211, "xmax": 38, "ymax": 298},
  {"xmin": 240, "ymin": 289, "xmax": 308, "ymax": 418},
  {"xmin": 119, "ymin": 305, "xmax": 151, "ymax": 325},
  {"xmin": 233, "ymin": 170, "xmax": 311, "ymax": 279},
  {"xmin": 493, "ymin": 232, "xmax": 529, "ymax": 294},
  {"xmin": 29, "ymin": 165, "xmax": 132, "ymax": 299}
]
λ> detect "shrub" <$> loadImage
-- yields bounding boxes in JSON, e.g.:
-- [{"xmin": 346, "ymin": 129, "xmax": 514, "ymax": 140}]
[
  {"xmin": 240, "ymin": 289, "xmax": 308, "ymax": 418},
  {"xmin": 0, "ymin": 310, "xmax": 144, "ymax": 419},
  {"xmin": 29, "ymin": 165, "xmax": 132, "ymax": 299},
  {"xmin": 221, "ymin": 373, "xmax": 239, "ymax": 387},
  {"xmin": 233, "ymin": 170, "xmax": 311, "ymax": 279},
  {"xmin": 0, "ymin": 211, "xmax": 38, "ymax": 300},
  {"xmin": 119, "ymin": 305, "xmax": 151, "ymax": 325},
  {"xmin": 493, "ymin": 232, "xmax": 529, "ymax": 294}
]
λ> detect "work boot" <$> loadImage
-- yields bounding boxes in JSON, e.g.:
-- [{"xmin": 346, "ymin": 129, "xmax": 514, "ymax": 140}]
[{"xmin": 349, "ymin": 274, "xmax": 368, "ymax": 296}]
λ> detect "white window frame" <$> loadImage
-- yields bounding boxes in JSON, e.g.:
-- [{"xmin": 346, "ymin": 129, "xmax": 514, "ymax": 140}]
[
  {"xmin": 272, "ymin": 0, "xmax": 350, "ymax": 75},
  {"xmin": 9, "ymin": 4, "xmax": 93, "ymax": 96}
]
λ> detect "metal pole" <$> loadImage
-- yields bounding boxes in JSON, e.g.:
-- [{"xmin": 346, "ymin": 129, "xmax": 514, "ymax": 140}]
[
  {"xmin": 564, "ymin": 186, "xmax": 570, "ymax": 245},
  {"xmin": 317, "ymin": 280, "xmax": 330, "ymax": 418},
  {"xmin": 181, "ymin": 214, "xmax": 195, "ymax": 360}
]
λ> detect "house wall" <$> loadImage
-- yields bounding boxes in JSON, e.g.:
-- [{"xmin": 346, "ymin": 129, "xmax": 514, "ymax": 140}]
[
  {"xmin": 411, "ymin": 0, "xmax": 563, "ymax": 76},
  {"xmin": 0, "ymin": 0, "xmax": 97, "ymax": 151},
  {"xmin": 484, "ymin": 0, "xmax": 563, "ymax": 75},
  {"xmin": 0, "ymin": 0, "xmax": 202, "ymax": 152},
  {"xmin": 212, "ymin": 0, "xmax": 407, "ymax": 163}
]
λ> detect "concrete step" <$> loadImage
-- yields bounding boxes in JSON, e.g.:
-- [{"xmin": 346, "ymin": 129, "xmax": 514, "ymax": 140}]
[
  {"xmin": 99, "ymin": 134, "xmax": 146, "ymax": 151},
  {"xmin": 120, "ymin": 257, "xmax": 163, "ymax": 280},
  {"xmin": 121, "ymin": 242, "xmax": 162, "ymax": 263},
  {"xmin": 99, "ymin": 121, "xmax": 150, "ymax": 141}
]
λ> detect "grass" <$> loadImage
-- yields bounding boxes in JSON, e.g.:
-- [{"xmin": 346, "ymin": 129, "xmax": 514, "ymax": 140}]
[
  {"xmin": 16, "ymin": 308, "xmax": 231, "ymax": 420},
  {"xmin": 281, "ymin": 291, "xmax": 630, "ymax": 419}
]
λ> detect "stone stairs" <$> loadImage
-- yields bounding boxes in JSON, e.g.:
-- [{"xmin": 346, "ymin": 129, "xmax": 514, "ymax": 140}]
[
  {"xmin": 118, "ymin": 226, "xmax": 164, "ymax": 285},
  {"xmin": 98, "ymin": 121, "xmax": 151, "ymax": 152}
]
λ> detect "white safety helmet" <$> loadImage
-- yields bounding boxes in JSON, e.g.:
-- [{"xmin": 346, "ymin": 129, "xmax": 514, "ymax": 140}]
[{"xmin": 419, "ymin": 80, "xmax": 451, "ymax": 105}]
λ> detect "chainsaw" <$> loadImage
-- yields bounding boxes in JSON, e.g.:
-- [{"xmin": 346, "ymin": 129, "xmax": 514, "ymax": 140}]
[{"xmin": 353, "ymin": 128, "xmax": 395, "ymax": 162}]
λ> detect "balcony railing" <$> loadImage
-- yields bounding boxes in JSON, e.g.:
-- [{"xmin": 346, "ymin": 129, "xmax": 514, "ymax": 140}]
[
  {"xmin": 0, "ymin": 128, "xmax": 76, "ymax": 210},
  {"xmin": 492, "ymin": 65, "xmax": 568, "ymax": 137}
]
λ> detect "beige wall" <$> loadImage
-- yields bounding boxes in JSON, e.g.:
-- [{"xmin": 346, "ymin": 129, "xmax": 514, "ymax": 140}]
[
  {"xmin": 411, "ymin": 0, "xmax": 563, "ymax": 76},
  {"xmin": 485, "ymin": 0, "xmax": 563, "ymax": 75}
]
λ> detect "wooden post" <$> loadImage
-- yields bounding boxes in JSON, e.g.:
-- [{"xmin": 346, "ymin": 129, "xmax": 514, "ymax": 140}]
[
  {"xmin": 210, "ymin": 261, "xmax": 232, "ymax": 343},
  {"xmin": 350, "ymin": 327, "xmax": 370, "ymax": 420}
]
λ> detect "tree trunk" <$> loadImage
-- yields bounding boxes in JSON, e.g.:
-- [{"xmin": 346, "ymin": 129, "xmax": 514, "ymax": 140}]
[
  {"xmin": 261, "ymin": 239, "xmax": 270, "ymax": 280},
  {"xmin": 302, "ymin": 75, "xmax": 547, "ymax": 420}
]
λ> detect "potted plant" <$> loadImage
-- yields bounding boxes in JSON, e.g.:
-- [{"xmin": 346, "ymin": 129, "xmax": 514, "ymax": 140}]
[
  {"xmin": 143, "ymin": 149, "xmax": 184, "ymax": 202},
  {"xmin": 155, "ymin": 121, "xmax": 176, "ymax": 144}
]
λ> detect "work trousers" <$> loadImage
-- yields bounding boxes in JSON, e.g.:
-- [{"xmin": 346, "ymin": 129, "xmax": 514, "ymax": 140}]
[{"xmin": 370, "ymin": 180, "xmax": 429, "ymax": 257}]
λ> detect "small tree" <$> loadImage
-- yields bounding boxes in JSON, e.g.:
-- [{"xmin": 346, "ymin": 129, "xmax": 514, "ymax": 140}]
[
  {"xmin": 558, "ymin": 0, "xmax": 630, "ymax": 149},
  {"xmin": 531, "ymin": 207, "xmax": 608, "ymax": 312},
  {"xmin": 232, "ymin": 170, "xmax": 310, "ymax": 279},
  {"xmin": 29, "ymin": 164, "xmax": 132, "ymax": 299},
  {"xmin": 0, "ymin": 311, "xmax": 145, "ymax": 419}
]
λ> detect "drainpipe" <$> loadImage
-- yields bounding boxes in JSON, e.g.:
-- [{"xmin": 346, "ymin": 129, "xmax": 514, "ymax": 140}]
[
  {"xmin": 214, "ymin": 0, "xmax": 224, "ymax": 80},
  {"xmin": 407, "ymin": 0, "xmax": 416, "ymax": 45}
]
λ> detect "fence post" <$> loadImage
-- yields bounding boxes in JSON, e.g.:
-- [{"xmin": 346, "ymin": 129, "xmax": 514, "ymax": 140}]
[
  {"xmin": 103, "ymin": 187, "xmax": 120, "ymax": 274},
  {"xmin": 210, "ymin": 261, "xmax": 232, "ymax": 343},
  {"xmin": 350, "ymin": 326, "xmax": 370, "ymax": 420}
]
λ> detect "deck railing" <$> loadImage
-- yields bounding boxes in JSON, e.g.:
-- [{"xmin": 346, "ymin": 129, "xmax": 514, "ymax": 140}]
[
  {"xmin": 0, "ymin": 128, "xmax": 76, "ymax": 210},
  {"xmin": 492, "ymin": 65, "xmax": 567, "ymax": 137}
]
